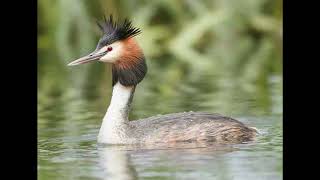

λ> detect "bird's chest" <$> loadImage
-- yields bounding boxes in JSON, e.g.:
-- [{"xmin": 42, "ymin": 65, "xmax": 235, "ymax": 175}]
[{"xmin": 97, "ymin": 123, "xmax": 130, "ymax": 144}]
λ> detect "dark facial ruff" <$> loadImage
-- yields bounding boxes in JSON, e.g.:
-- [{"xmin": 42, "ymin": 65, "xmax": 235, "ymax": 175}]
[{"xmin": 112, "ymin": 57, "xmax": 147, "ymax": 86}]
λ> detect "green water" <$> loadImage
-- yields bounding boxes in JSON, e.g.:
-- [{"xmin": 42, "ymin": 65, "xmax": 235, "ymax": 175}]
[{"xmin": 38, "ymin": 69, "xmax": 282, "ymax": 179}]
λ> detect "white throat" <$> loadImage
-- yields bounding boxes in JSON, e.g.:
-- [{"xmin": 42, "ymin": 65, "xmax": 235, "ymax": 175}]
[{"xmin": 97, "ymin": 82, "xmax": 135, "ymax": 144}]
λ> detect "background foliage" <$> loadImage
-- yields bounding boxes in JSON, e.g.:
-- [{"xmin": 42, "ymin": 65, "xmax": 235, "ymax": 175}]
[{"xmin": 38, "ymin": 0, "xmax": 282, "ymax": 119}]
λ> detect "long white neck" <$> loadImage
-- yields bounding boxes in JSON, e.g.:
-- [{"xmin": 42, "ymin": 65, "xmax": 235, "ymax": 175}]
[{"xmin": 97, "ymin": 82, "xmax": 135, "ymax": 144}]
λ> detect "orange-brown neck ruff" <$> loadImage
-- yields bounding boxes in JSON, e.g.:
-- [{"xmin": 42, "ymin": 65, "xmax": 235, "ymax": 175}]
[
  {"xmin": 115, "ymin": 38, "xmax": 143, "ymax": 69},
  {"xmin": 112, "ymin": 38, "xmax": 147, "ymax": 86}
]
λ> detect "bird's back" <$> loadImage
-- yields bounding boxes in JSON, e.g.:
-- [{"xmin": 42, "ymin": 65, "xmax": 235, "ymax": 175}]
[{"xmin": 128, "ymin": 112, "xmax": 257, "ymax": 144}]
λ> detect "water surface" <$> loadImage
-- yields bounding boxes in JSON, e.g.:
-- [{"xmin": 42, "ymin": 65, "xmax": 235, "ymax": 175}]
[{"xmin": 38, "ymin": 71, "xmax": 282, "ymax": 180}]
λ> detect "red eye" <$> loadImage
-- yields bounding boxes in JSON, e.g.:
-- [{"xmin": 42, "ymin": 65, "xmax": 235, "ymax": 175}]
[{"xmin": 107, "ymin": 47, "xmax": 113, "ymax": 51}]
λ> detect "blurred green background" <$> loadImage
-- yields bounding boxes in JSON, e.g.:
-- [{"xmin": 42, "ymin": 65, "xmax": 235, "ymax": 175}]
[
  {"xmin": 38, "ymin": 1, "xmax": 282, "ymax": 179},
  {"xmin": 38, "ymin": 0, "xmax": 282, "ymax": 118}
]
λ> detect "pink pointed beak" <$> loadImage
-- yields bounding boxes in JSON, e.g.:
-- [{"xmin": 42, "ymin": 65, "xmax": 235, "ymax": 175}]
[{"xmin": 67, "ymin": 51, "xmax": 107, "ymax": 66}]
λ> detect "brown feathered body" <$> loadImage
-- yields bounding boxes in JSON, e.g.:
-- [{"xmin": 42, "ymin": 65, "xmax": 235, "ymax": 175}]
[{"xmin": 121, "ymin": 112, "xmax": 257, "ymax": 144}]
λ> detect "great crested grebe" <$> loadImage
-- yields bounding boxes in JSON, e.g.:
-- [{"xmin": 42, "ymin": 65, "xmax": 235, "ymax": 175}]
[{"xmin": 68, "ymin": 16, "xmax": 257, "ymax": 144}]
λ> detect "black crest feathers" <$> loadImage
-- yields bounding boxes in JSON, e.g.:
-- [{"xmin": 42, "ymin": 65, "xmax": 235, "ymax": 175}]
[{"xmin": 96, "ymin": 15, "xmax": 141, "ymax": 49}]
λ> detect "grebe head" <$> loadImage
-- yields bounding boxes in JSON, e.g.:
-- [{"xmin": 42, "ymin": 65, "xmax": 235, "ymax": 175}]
[{"xmin": 68, "ymin": 15, "xmax": 147, "ymax": 86}]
